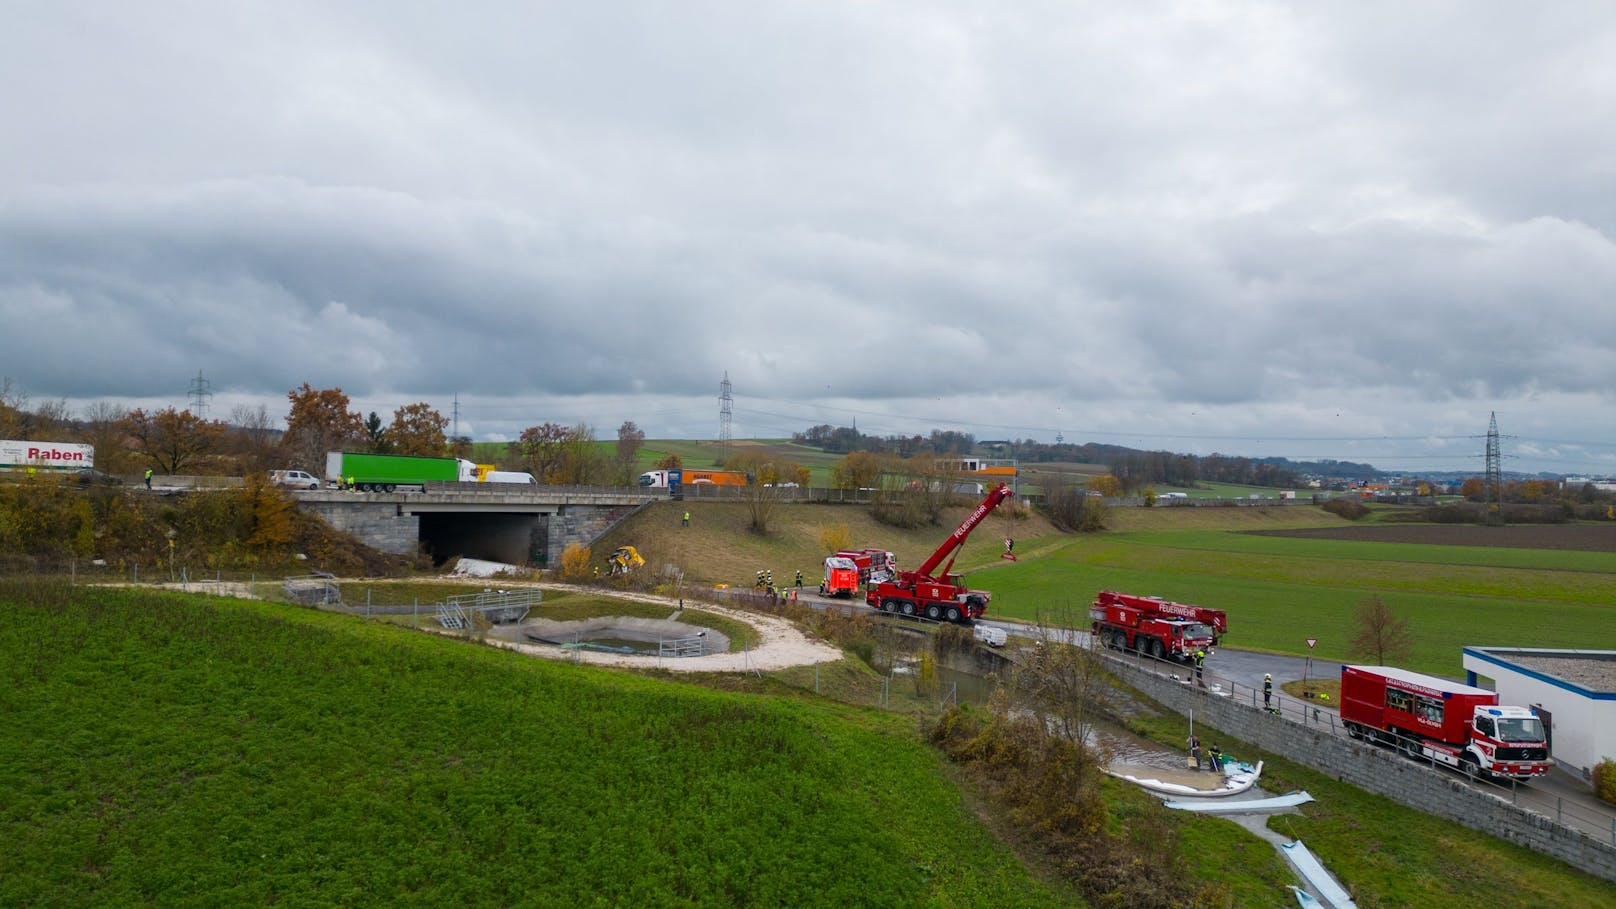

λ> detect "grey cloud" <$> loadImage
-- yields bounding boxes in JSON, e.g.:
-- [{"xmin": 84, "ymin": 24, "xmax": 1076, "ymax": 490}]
[{"xmin": 1, "ymin": 2, "xmax": 1613, "ymax": 472}]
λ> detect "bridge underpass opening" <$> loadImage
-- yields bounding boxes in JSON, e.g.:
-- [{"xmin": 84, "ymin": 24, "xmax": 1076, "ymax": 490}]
[{"xmin": 417, "ymin": 511, "xmax": 544, "ymax": 567}]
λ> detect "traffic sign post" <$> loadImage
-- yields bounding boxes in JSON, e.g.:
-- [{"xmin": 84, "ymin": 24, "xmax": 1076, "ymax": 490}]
[{"xmin": 1303, "ymin": 637, "xmax": 1317, "ymax": 685}]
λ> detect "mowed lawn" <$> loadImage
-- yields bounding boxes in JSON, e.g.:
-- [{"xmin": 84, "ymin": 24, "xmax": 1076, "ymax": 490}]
[
  {"xmin": 0, "ymin": 583, "xmax": 1074, "ymax": 908},
  {"xmin": 971, "ymin": 509, "xmax": 1616, "ymax": 677}
]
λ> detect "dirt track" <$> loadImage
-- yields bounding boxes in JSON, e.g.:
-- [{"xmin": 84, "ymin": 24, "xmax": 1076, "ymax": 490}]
[
  {"xmin": 1247, "ymin": 523, "xmax": 1615, "ymax": 551},
  {"xmin": 488, "ymin": 584, "xmax": 845, "ymax": 672}
]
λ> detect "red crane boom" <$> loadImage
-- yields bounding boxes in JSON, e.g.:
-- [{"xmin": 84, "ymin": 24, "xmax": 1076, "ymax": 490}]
[{"xmin": 866, "ymin": 483, "xmax": 1014, "ymax": 624}]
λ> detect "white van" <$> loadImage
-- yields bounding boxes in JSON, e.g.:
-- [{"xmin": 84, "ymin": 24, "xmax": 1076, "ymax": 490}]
[
  {"xmin": 482, "ymin": 471, "xmax": 537, "ymax": 485},
  {"xmin": 973, "ymin": 624, "xmax": 1008, "ymax": 647}
]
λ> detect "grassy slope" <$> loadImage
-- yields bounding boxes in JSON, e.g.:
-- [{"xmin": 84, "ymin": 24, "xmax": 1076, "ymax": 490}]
[
  {"xmin": 597, "ymin": 498, "xmax": 1063, "ymax": 591},
  {"xmin": 0, "ymin": 585, "xmax": 1076, "ymax": 908}
]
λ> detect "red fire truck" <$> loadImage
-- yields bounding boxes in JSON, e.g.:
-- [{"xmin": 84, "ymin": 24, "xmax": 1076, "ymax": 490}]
[
  {"xmin": 818, "ymin": 556, "xmax": 860, "ymax": 598},
  {"xmin": 1089, "ymin": 591, "xmax": 1226, "ymax": 664},
  {"xmin": 835, "ymin": 548, "xmax": 896, "ymax": 586},
  {"xmin": 1340, "ymin": 664, "xmax": 1551, "ymax": 781},
  {"xmin": 866, "ymin": 484, "xmax": 1013, "ymax": 624}
]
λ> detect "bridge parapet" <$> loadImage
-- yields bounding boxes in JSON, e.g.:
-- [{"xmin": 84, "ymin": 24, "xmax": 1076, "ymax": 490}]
[{"xmin": 293, "ymin": 484, "xmax": 658, "ymax": 507}]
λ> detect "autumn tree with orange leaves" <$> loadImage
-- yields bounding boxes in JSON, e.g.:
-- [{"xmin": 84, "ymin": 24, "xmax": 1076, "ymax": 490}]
[
  {"xmin": 125, "ymin": 407, "xmax": 227, "ymax": 474},
  {"xmin": 388, "ymin": 403, "xmax": 449, "ymax": 457},
  {"xmin": 282, "ymin": 384, "xmax": 364, "ymax": 473}
]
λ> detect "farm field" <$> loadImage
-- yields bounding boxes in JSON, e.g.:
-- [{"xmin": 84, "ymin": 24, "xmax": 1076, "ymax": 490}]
[
  {"xmin": 972, "ymin": 512, "xmax": 1616, "ymax": 677},
  {"xmin": 603, "ymin": 499, "xmax": 1616, "ymax": 679},
  {"xmin": 0, "ymin": 582, "xmax": 1076, "ymax": 908}
]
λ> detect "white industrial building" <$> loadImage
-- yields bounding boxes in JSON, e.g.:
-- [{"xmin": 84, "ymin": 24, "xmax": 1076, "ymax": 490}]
[{"xmin": 1463, "ymin": 647, "xmax": 1616, "ymax": 780}]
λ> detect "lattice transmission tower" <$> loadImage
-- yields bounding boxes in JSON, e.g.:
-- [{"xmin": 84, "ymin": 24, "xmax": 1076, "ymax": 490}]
[
  {"xmin": 1484, "ymin": 411, "xmax": 1503, "ymax": 525},
  {"xmin": 719, "ymin": 372, "xmax": 733, "ymax": 461},
  {"xmin": 186, "ymin": 370, "xmax": 212, "ymax": 418}
]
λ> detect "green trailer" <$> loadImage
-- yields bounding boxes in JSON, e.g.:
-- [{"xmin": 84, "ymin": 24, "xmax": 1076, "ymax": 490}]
[{"xmin": 324, "ymin": 452, "xmax": 475, "ymax": 492}]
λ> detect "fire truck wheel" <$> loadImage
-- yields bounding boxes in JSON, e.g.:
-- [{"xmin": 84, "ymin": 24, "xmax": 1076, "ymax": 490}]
[
  {"xmin": 945, "ymin": 606, "xmax": 961, "ymax": 622},
  {"xmin": 1458, "ymin": 752, "xmax": 1479, "ymax": 778},
  {"xmin": 1346, "ymin": 723, "xmax": 1362, "ymax": 740},
  {"xmin": 925, "ymin": 604, "xmax": 941, "ymax": 620},
  {"xmin": 880, "ymin": 599, "xmax": 896, "ymax": 612},
  {"xmin": 901, "ymin": 602, "xmax": 915, "ymax": 616}
]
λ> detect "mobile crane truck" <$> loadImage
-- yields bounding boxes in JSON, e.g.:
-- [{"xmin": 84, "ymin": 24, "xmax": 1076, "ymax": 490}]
[
  {"xmin": 1340, "ymin": 664, "xmax": 1551, "ymax": 781},
  {"xmin": 866, "ymin": 483, "xmax": 1013, "ymax": 624},
  {"xmin": 1090, "ymin": 591, "xmax": 1227, "ymax": 664}
]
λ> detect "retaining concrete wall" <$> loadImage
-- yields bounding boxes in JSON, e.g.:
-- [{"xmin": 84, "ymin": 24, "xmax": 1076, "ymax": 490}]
[
  {"xmin": 545, "ymin": 504, "xmax": 643, "ymax": 566},
  {"xmin": 1106, "ymin": 656, "xmax": 1616, "ymax": 882},
  {"xmin": 300, "ymin": 501, "xmax": 420, "ymax": 555}
]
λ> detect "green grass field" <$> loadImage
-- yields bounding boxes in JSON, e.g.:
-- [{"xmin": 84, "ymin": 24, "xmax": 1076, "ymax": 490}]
[
  {"xmin": 962, "ymin": 519, "xmax": 1616, "ymax": 677},
  {"xmin": 0, "ymin": 582, "xmax": 1076, "ymax": 908}
]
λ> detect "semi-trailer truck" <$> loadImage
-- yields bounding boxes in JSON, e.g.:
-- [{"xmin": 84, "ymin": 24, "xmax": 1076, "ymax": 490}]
[
  {"xmin": 325, "ymin": 452, "xmax": 480, "ymax": 491},
  {"xmin": 638, "ymin": 469, "xmax": 749, "ymax": 491}
]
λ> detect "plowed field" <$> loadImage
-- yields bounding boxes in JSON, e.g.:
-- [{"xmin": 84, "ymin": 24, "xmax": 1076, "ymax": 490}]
[{"xmin": 1247, "ymin": 523, "xmax": 1615, "ymax": 552}]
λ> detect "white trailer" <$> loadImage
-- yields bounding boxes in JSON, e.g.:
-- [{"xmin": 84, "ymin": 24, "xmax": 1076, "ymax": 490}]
[{"xmin": 0, "ymin": 439, "xmax": 94, "ymax": 471}]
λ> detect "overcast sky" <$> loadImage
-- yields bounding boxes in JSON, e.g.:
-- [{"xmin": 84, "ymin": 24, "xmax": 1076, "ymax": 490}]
[{"xmin": 2, "ymin": 2, "xmax": 1613, "ymax": 475}]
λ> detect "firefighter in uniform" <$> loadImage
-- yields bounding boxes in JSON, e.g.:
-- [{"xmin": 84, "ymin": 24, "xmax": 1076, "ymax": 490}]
[
  {"xmin": 1263, "ymin": 673, "xmax": 1273, "ymax": 709},
  {"xmin": 1193, "ymin": 649, "xmax": 1206, "ymax": 687}
]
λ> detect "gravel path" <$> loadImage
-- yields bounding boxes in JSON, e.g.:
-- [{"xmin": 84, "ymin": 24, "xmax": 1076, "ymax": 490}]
[{"xmin": 493, "ymin": 584, "xmax": 846, "ymax": 672}]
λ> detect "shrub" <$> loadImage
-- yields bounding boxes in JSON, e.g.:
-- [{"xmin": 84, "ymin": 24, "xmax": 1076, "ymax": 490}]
[
  {"xmin": 1321, "ymin": 498, "xmax": 1369, "ymax": 520},
  {"xmin": 1594, "ymin": 759, "xmax": 1616, "ymax": 806},
  {"xmin": 932, "ymin": 623, "xmax": 974, "ymax": 657},
  {"xmin": 559, "ymin": 542, "xmax": 593, "ymax": 581},
  {"xmin": 818, "ymin": 522, "xmax": 852, "ymax": 555}
]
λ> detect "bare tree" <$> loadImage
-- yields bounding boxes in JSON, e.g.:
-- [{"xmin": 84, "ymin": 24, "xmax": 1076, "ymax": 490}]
[
  {"xmin": 82, "ymin": 401, "xmax": 136, "ymax": 474},
  {"xmin": 615, "ymin": 420, "xmax": 645, "ymax": 485},
  {"xmin": 1348, "ymin": 594, "xmax": 1414, "ymax": 666},
  {"xmin": 1000, "ymin": 603, "xmax": 1113, "ymax": 773},
  {"xmin": 0, "ymin": 376, "xmax": 29, "ymax": 437},
  {"xmin": 740, "ymin": 478, "xmax": 784, "ymax": 533},
  {"xmin": 229, "ymin": 402, "xmax": 280, "ymax": 474}
]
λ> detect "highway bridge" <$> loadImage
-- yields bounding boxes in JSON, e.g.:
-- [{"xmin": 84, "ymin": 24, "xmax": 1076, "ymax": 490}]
[{"xmin": 290, "ymin": 484, "xmax": 659, "ymax": 567}]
